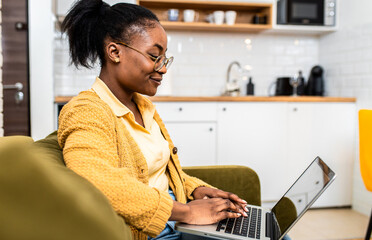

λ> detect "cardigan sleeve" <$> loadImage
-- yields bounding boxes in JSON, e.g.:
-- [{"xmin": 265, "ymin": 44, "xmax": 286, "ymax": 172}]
[
  {"xmin": 58, "ymin": 97, "xmax": 173, "ymax": 238},
  {"xmin": 181, "ymin": 169, "xmax": 216, "ymax": 201}
]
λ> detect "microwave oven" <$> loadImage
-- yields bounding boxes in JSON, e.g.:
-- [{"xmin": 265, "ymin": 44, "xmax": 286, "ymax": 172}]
[{"xmin": 277, "ymin": 0, "xmax": 336, "ymax": 26}]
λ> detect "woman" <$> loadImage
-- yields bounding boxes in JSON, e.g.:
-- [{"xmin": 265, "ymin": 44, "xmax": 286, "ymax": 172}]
[{"xmin": 58, "ymin": 0, "xmax": 248, "ymax": 239}]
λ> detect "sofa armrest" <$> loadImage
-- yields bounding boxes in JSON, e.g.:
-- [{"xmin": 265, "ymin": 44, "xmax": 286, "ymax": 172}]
[
  {"xmin": 182, "ymin": 165, "xmax": 261, "ymax": 206},
  {"xmin": 0, "ymin": 134, "xmax": 132, "ymax": 240}
]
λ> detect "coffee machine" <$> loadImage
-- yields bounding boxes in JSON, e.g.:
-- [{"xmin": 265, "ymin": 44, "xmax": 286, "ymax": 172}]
[{"xmin": 306, "ymin": 65, "xmax": 324, "ymax": 96}]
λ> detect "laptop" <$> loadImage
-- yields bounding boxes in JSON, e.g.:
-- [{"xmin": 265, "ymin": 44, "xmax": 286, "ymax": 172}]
[{"xmin": 176, "ymin": 156, "xmax": 336, "ymax": 240}]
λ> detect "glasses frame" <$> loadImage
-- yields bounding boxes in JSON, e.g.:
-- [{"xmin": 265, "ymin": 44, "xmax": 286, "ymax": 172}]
[{"xmin": 116, "ymin": 42, "xmax": 173, "ymax": 72}]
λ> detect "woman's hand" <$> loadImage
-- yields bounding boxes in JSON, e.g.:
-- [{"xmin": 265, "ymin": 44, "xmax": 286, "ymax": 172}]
[
  {"xmin": 170, "ymin": 198, "xmax": 243, "ymax": 225},
  {"xmin": 192, "ymin": 187, "xmax": 248, "ymax": 217}
]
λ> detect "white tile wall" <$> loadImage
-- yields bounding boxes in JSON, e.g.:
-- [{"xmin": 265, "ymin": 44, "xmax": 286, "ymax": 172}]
[
  {"xmin": 54, "ymin": 31, "xmax": 319, "ymax": 97},
  {"xmin": 320, "ymin": 22, "xmax": 372, "ymax": 216}
]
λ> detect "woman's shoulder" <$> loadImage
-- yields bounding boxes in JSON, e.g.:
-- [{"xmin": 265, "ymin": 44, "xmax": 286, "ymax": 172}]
[{"xmin": 61, "ymin": 90, "xmax": 115, "ymax": 119}]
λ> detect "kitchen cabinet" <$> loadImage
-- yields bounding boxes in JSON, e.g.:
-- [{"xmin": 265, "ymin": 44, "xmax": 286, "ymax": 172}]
[
  {"xmin": 286, "ymin": 102, "xmax": 355, "ymax": 207},
  {"xmin": 217, "ymin": 102, "xmax": 289, "ymax": 202},
  {"xmin": 155, "ymin": 102, "xmax": 218, "ymax": 166},
  {"xmin": 137, "ymin": 0, "xmax": 273, "ymax": 32},
  {"xmin": 154, "ymin": 100, "xmax": 355, "ymax": 207}
]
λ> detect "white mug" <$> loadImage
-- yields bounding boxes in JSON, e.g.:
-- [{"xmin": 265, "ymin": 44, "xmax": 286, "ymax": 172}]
[
  {"xmin": 183, "ymin": 9, "xmax": 198, "ymax": 22},
  {"xmin": 213, "ymin": 11, "xmax": 224, "ymax": 25},
  {"xmin": 225, "ymin": 10, "xmax": 237, "ymax": 25}
]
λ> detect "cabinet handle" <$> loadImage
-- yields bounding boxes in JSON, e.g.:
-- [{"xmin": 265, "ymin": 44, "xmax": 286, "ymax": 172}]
[
  {"xmin": 178, "ymin": 107, "xmax": 183, "ymax": 112},
  {"xmin": 209, "ymin": 128, "xmax": 213, "ymax": 132},
  {"xmin": 222, "ymin": 107, "xmax": 227, "ymax": 111},
  {"xmin": 293, "ymin": 107, "xmax": 298, "ymax": 112}
]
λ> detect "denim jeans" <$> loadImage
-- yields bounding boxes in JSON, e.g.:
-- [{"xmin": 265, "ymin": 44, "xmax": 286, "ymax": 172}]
[{"xmin": 148, "ymin": 189, "xmax": 181, "ymax": 240}]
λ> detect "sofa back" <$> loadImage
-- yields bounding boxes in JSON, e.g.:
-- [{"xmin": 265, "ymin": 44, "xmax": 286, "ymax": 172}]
[{"xmin": 0, "ymin": 131, "xmax": 132, "ymax": 240}]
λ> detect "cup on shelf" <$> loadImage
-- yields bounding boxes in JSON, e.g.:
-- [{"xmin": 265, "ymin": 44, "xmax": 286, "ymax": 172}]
[
  {"xmin": 167, "ymin": 9, "xmax": 179, "ymax": 21},
  {"xmin": 213, "ymin": 10, "xmax": 224, "ymax": 25},
  {"xmin": 225, "ymin": 10, "xmax": 237, "ymax": 25},
  {"xmin": 183, "ymin": 9, "xmax": 199, "ymax": 22}
]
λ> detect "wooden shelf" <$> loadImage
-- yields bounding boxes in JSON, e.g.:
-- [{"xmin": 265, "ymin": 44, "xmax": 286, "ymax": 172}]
[
  {"xmin": 159, "ymin": 21, "xmax": 270, "ymax": 32},
  {"xmin": 138, "ymin": 0, "xmax": 273, "ymax": 32}
]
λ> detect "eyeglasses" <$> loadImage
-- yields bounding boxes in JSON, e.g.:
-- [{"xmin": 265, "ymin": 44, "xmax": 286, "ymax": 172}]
[{"xmin": 116, "ymin": 42, "xmax": 174, "ymax": 72}]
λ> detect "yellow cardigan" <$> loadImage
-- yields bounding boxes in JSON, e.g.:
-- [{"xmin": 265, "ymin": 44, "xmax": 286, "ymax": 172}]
[{"xmin": 58, "ymin": 91, "xmax": 211, "ymax": 240}]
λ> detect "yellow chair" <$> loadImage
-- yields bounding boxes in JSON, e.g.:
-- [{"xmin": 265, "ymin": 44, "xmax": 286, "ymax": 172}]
[{"xmin": 359, "ymin": 109, "xmax": 372, "ymax": 240}]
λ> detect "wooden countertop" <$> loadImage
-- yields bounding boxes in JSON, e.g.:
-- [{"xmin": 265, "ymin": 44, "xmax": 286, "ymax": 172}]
[{"xmin": 55, "ymin": 96, "xmax": 356, "ymax": 103}]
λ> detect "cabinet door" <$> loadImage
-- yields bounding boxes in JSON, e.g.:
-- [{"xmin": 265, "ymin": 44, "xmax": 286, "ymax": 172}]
[
  {"xmin": 287, "ymin": 102, "xmax": 356, "ymax": 207},
  {"xmin": 164, "ymin": 122, "xmax": 217, "ymax": 167},
  {"xmin": 217, "ymin": 102, "xmax": 289, "ymax": 202}
]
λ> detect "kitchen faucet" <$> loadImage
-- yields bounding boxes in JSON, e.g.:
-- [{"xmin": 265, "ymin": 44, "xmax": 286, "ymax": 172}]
[{"xmin": 223, "ymin": 61, "xmax": 242, "ymax": 96}]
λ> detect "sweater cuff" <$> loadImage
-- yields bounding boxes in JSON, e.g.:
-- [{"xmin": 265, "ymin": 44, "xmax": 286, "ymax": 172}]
[
  {"xmin": 185, "ymin": 176, "xmax": 215, "ymax": 201},
  {"xmin": 143, "ymin": 189, "xmax": 174, "ymax": 237}
]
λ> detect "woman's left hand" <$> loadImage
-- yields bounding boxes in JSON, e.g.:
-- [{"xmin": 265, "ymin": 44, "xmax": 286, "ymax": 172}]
[{"xmin": 192, "ymin": 186, "xmax": 248, "ymax": 216}]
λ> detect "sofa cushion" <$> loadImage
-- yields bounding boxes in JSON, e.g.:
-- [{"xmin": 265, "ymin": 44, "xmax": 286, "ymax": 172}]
[
  {"xmin": 0, "ymin": 132, "xmax": 132, "ymax": 240},
  {"xmin": 183, "ymin": 165, "xmax": 261, "ymax": 206}
]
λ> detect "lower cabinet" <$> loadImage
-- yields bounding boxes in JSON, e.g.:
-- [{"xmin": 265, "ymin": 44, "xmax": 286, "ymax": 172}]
[
  {"xmin": 155, "ymin": 101, "xmax": 356, "ymax": 207},
  {"xmin": 164, "ymin": 122, "xmax": 217, "ymax": 166}
]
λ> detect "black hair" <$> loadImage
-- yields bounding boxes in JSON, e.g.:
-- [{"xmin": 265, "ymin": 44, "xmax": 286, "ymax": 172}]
[{"xmin": 61, "ymin": 0, "xmax": 160, "ymax": 68}]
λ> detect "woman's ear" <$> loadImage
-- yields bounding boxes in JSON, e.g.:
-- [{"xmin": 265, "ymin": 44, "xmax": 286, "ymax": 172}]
[{"xmin": 106, "ymin": 42, "xmax": 121, "ymax": 63}]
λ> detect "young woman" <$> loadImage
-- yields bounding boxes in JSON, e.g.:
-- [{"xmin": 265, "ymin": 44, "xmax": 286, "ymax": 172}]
[{"xmin": 58, "ymin": 0, "xmax": 248, "ymax": 239}]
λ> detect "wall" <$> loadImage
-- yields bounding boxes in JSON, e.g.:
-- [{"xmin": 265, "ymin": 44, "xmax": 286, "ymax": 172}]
[
  {"xmin": 0, "ymin": 0, "xmax": 3, "ymax": 137},
  {"xmin": 55, "ymin": 32, "xmax": 319, "ymax": 97},
  {"xmin": 319, "ymin": 1, "xmax": 372, "ymax": 216},
  {"xmin": 29, "ymin": 0, "xmax": 55, "ymax": 140}
]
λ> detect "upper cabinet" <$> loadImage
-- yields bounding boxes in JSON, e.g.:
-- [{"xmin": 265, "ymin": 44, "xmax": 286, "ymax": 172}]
[{"xmin": 137, "ymin": 0, "xmax": 273, "ymax": 32}]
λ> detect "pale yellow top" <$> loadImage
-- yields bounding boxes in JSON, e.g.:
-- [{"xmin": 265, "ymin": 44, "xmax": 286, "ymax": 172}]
[{"xmin": 91, "ymin": 77, "xmax": 170, "ymax": 192}]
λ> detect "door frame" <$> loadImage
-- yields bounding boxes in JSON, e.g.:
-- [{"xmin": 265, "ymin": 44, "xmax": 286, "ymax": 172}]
[{"xmin": 29, "ymin": 0, "xmax": 54, "ymax": 140}]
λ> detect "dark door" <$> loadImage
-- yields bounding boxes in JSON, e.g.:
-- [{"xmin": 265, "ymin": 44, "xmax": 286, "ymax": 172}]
[{"xmin": 2, "ymin": 0, "xmax": 30, "ymax": 136}]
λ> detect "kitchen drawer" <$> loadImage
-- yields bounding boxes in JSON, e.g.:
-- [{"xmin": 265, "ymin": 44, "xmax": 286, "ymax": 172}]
[{"xmin": 154, "ymin": 102, "xmax": 218, "ymax": 122}]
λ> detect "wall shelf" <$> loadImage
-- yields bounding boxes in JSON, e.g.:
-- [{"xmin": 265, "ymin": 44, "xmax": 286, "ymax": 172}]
[{"xmin": 138, "ymin": 0, "xmax": 273, "ymax": 32}]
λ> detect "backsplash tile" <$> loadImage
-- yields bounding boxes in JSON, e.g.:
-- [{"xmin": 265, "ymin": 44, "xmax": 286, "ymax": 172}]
[{"xmin": 54, "ymin": 31, "xmax": 319, "ymax": 97}]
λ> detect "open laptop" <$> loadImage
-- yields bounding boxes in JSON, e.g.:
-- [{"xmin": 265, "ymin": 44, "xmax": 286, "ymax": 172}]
[{"xmin": 176, "ymin": 156, "xmax": 336, "ymax": 240}]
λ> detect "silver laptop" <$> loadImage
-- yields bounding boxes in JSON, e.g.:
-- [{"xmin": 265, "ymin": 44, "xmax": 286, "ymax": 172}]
[{"xmin": 176, "ymin": 156, "xmax": 336, "ymax": 240}]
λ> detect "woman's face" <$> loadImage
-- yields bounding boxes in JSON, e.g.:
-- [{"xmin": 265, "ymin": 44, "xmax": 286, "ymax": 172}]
[{"xmin": 112, "ymin": 23, "xmax": 169, "ymax": 97}]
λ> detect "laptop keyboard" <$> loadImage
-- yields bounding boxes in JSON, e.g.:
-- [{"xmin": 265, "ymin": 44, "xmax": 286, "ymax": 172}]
[{"xmin": 216, "ymin": 206, "xmax": 262, "ymax": 239}]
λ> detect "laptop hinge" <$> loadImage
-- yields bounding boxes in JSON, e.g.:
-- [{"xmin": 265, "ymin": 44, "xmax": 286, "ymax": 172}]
[
  {"xmin": 266, "ymin": 212, "xmax": 281, "ymax": 240},
  {"xmin": 272, "ymin": 213, "xmax": 281, "ymax": 240}
]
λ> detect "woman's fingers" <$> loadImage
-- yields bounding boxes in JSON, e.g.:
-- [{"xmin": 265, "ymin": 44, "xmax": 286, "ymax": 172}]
[{"xmin": 214, "ymin": 198, "xmax": 247, "ymax": 217}]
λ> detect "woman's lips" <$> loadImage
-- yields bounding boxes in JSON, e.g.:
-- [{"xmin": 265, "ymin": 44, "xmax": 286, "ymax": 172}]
[{"xmin": 150, "ymin": 77, "xmax": 162, "ymax": 86}]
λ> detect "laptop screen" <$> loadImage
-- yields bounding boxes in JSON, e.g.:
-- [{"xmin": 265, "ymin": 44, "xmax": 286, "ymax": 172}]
[{"xmin": 271, "ymin": 157, "xmax": 336, "ymax": 237}]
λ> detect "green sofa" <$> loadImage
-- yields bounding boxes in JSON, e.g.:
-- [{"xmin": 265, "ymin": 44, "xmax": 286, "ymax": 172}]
[{"xmin": 0, "ymin": 131, "xmax": 261, "ymax": 240}]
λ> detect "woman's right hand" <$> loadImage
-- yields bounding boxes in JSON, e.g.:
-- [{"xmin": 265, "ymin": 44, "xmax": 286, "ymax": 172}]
[{"xmin": 170, "ymin": 198, "xmax": 242, "ymax": 225}]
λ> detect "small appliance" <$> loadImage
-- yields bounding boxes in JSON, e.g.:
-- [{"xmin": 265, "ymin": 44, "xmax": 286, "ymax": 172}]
[
  {"xmin": 275, "ymin": 77, "xmax": 293, "ymax": 96},
  {"xmin": 306, "ymin": 65, "xmax": 324, "ymax": 96},
  {"xmin": 277, "ymin": 0, "xmax": 336, "ymax": 26}
]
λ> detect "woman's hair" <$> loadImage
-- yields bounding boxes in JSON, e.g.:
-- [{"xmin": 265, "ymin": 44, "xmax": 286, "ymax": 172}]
[{"xmin": 61, "ymin": 0, "xmax": 159, "ymax": 68}]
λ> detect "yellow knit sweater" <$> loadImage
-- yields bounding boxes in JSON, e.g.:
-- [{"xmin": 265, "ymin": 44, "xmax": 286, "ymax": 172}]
[{"xmin": 58, "ymin": 91, "xmax": 211, "ymax": 240}]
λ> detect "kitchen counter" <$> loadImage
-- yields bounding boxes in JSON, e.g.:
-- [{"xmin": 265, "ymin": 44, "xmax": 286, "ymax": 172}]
[{"xmin": 55, "ymin": 96, "xmax": 356, "ymax": 103}]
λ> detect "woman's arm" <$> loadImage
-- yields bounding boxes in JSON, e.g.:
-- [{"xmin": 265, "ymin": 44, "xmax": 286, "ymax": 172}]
[{"xmin": 58, "ymin": 97, "xmax": 172, "ymax": 238}]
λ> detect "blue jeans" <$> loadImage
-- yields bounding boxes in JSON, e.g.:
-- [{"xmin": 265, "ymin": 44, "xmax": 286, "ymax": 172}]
[{"xmin": 148, "ymin": 189, "xmax": 181, "ymax": 240}]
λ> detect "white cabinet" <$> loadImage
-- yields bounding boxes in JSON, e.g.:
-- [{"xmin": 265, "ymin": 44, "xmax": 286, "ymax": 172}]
[
  {"xmin": 164, "ymin": 122, "xmax": 217, "ymax": 166},
  {"xmin": 217, "ymin": 102, "xmax": 289, "ymax": 202},
  {"xmin": 154, "ymin": 101, "xmax": 355, "ymax": 207},
  {"xmin": 155, "ymin": 102, "xmax": 218, "ymax": 167},
  {"xmin": 286, "ymin": 102, "xmax": 355, "ymax": 207}
]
